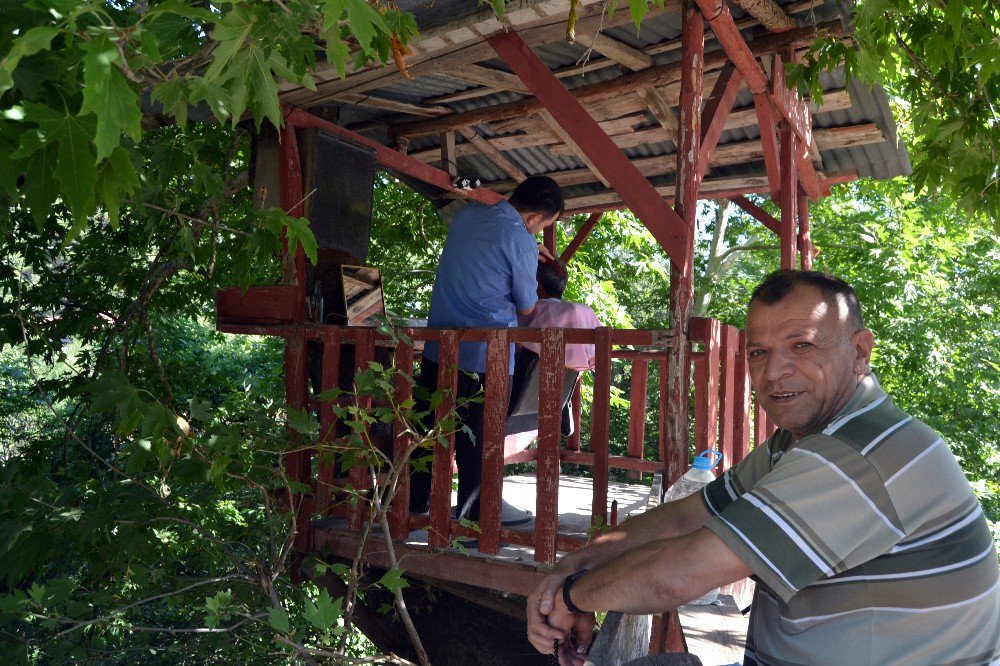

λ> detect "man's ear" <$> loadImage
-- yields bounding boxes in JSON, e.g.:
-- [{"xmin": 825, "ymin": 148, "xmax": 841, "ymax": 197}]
[{"xmin": 851, "ymin": 328, "xmax": 875, "ymax": 376}]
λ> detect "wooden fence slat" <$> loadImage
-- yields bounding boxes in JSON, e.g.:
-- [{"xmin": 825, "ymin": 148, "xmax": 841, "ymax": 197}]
[
  {"xmin": 315, "ymin": 328, "xmax": 342, "ymax": 516},
  {"xmin": 734, "ymin": 329, "xmax": 752, "ymax": 463},
  {"xmin": 429, "ymin": 330, "xmax": 459, "ymax": 548},
  {"xmin": 567, "ymin": 380, "xmax": 583, "ymax": 452},
  {"xmin": 627, "ymin": 359, "xmax": 650, "ymax": 481},
  {"xmin": 590, "ymin": 327, "xmax": 613, "ymax": 528},
  {"xmin": 536, "ymin": 328, "xmax": 565, "ymax": 565},
  {"xmin": 285, "ymin": 329, "xmax": 312, "ymax": 552},
  {"xmin": 718, "ymin": 324, "xmax": 738, "ymax": 472},
  {"xmin": 389, "ymin": 331, "xmax": 414, "ymax": 540},
  {"xmin": 478, "ymin": 329, "xmax": 510, "ymax": 555},
  {"xmin": 346, "ymin": 327, "xmax": 374, "ymax": 532}
]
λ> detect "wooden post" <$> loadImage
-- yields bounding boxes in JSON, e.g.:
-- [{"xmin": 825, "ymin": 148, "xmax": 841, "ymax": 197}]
[
  {"xmin": 734, "ymin": 329, "xmax": 752, "ymax": 465},
  {"xmin": 666, "ymin": 0, "xmax": 703, "ymax": 495},
  {"xmin": 536, "ymin": 328, "xmax": 566, "ymax": 564},
  {"xmin": 346, "ymin": 327, "xmax": 375, "ymax": 532},
  {"xmin": 627, "ymin": 359, "xmax": 650, "ymax": 481},
  {"xmin": 691, "ymin": 318, "xmax": 720, "ymax": 456},
  {"xmin": 429, "ymin": 330, "xmax": 459, "ymax": 548},
  {"xmin": 590, "ymin": 327, "xmax": 613, "ymax": 526},
  {"xmin": 798, "ymin": 193, "xmax": 813, "ymax": 270},
  {"xmin": 479, "ymin": 329, "xmax": 511, "ymax": 555},
  {"xmin": 779, "ymin": 119, "xmax": 799, "ymax": 269},
  {"xmin": 543, "ymin": 224, "xmax": 556, "ymax": 258},
  {"xmin": 316, "ymin": 327, "xmax": 343, "ymax": 517},
  {"xmin": 389, "ymin": 331, "xmax": 414, "ymax": 540},
  {"xmin": 718, "ymin": 324, "xmax": 738, "ymax": 471}
]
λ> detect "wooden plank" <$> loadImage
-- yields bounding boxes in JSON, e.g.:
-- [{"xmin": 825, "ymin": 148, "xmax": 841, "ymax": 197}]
[
  {"xmin": 440, "ymin": 130, "xmax": 457, "ymax": 176},
  {"xmin": 457, "ymin": 128, "xmax": 527, "ymax": 182},
  {"xmin": 447, "ymin": 63, "xmax": 531, "ymax": 93},
  {"xmin": 798, "ymin": 193, "xmax": 813, "ymax": 270},
  {"xmin": 331, "ymin": 92, "xmax": 450, "ymax": 117},
  {"xmin": 478, "ymin": 329, "xmax": 511, "ymax": 555},
  {"xmin": 590, "ymin": 327, "xmax": 613, "ymax": 526},
  {"xmin": 535, "ymin": 328, "xmax": 565, "ymax": 564},
  {"xmin": 734, "ymin": 329, "xmax": 752, "ymax": 465},
  {"xmin": 489, "ymin": 28, "xmax": 692, "ymax": 272},
  {"xmin": 538, "ymin": 109, "xmax": 611, "ymax": 187},
  {"xmin": 346, "ymin": 327, "xmax": 375, "ymax": 532},
  {"xmin": 779, "ymin": 119, "xmax": 799, "ymax": 269},
  {"xmin": 754, "ymin": 94, "xmax": 782, "ymax": 199},
  {"xmin": 316, "ymin": 328, "xmax": 343, "ymax": 517},
  {"xmin": 718, "ymin": 324, "xmax": 738, "ymax": 472},
  {"xmin": 637, "ymin": 86, "xmax": 679, "ymax": 141},
  {"xmin": 389, "ymin": 331, "xmax": 414, "ymax": 540},
  {"xmin": 698, "ymin": 64, "xmax": 744, "ymax": 180},
  {"xmin": 562, "ymin": 175, "xmax": 773, "ymax": 212},
  {"xmin": 429, "ymin": 330, "xmax": 459, "ymax": 548},
  {"xmin": 627, "ymin": 359, "xmax": 650, "ymax": 481},
  {"xmin": 589, "ymin": 32, "xmax": 656, "ymax": 70}
]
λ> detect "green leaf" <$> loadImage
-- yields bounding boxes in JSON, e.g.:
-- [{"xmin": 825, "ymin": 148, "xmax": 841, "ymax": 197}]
[
  {"xmin": 80, "ymin": 34, "xmax": 143, "ymax": 162},
  {"xmin": 287, "ymin": 407, "xmax": 319, "ymax": 435},
  {"xmin": 303, "ymin": 588, "xmax": 342, "ymax": 631},
  {"xmin": 629, "ymin": 0, "xmax": 648, "ymax": 31},
  {"xmin": 151, "ymin": 79, "xmax": 190, "ymax": 128},
  {"xmin": 377, "ymin": 567, "xmax": 409, "ymax": 593},
  {"xmin": 268, "ymin": 606, "xmax": 291, "ymax": 634},
  {"xmin": 0, "ymin": 26, "xmax": 60, "ymax": 97}
]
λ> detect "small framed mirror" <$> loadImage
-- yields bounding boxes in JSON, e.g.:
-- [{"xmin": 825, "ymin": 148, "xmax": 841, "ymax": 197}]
[{"xmin": 340, "ymin": 265, "xmax": 385, "ymax": 326}]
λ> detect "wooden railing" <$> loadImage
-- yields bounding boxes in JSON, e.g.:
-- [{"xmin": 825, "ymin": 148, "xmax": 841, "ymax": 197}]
[{"xmin": 216, "ymin": 300, "xmax": 764, "ymax": 578}]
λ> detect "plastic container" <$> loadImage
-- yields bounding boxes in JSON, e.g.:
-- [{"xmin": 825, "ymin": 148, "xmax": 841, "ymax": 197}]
[
  {"xmin": 663, "ymin": 450, "xmax": 723, "ymax": 605},
  {"xmin": 662, "ymin": 450, "xmax": 722, "ymax": 502}
]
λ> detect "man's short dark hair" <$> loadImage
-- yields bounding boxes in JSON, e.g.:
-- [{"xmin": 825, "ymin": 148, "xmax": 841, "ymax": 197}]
[
  {"xmin": 537, "ymin": 259, "xmax": 568, "ymax": 299},
  {"xmin": 508, "ymin": 176, "xmax": 564, "ymax": 218},
  {"xmin": 750, "ymin": 269, "xmax": 865, "ymax": 332}
]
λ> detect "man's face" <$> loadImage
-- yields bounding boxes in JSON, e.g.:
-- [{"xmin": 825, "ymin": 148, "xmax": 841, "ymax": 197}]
[
  {"xmin": 745, "ymin": 285, "xmax": 874, "ymax": 439},
  {"xmin": 523, "ymin": 211, "xmax": 559, "ymax": 235}
]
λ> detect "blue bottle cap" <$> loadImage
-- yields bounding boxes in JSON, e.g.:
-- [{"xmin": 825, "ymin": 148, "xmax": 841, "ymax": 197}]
[{"xmin": 691, "ymin": 450, "xmax": 723, "ymax": 470}]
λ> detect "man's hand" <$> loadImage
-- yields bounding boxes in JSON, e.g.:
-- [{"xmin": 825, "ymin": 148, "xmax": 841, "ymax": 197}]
[
  {"xmin": 527, "ymin": 569, "xmax": 595, "ymax": 662},
  {"xmin": 537, "ymin": 242, "xmax": 555, "ymax": 262}
]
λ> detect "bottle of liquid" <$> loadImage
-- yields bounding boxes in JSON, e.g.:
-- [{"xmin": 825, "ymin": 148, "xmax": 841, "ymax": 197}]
[
  {"xmin": 662, "ymin": 449, "xmax": 723, "ymax": 605},
  {"xmin": 662, "ymin": 450, "xmax": 722, "ymax": 502}
]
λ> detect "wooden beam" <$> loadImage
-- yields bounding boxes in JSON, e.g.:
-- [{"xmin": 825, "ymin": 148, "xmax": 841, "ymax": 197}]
[
  {"xmin": 441, "ymin": 131, "xmax": 457, "ymax": 177},
  {"xmin": 589, "ymin": 32, "xmax": 656, "ymax": 70},
  {"xmin": 457, "ymin": 128, "xmax": 526, "ymax": 182},
  {"xmin": 330, "ymin": 92, "xmax": 449, "ymax": 117},
  {"xmin": 730, "ymin": 0, "xmax": 797, "ymax": 32},
  {"xmin": 698, "ymin": 64, "xmax": 743, "ymax": 180},
  {"xmin": 693, "ymin": 0, "xmax": 822, "ymax": 198},
  {"xmin": 754, "ymin": 94, "xmax": 782, "ymax": 198},
  {"xmin": 488, "ymin": 28, "xmax": 692, "ymax": 272},
  {"xmin": 283, "ymin": 106, "xmax": 503, "ymax": 205},
  {"xmin": 539, "ymin": 110, "xmax": 610, "ymax": 187},
  {"xmin": 394, "ymin": 23, "xmax": 842, "ymax": 141},
  {"xmin": 779, "ymin": 119, "xmax": 799, "ymax": 268},
  {"xmin": 730, "ymin": 195, "xmax": 780, "ymax": 235},
  {"xmin": 560, "ymin": 212, "xmax": 603, "ymax": 263},
  {"xmin": 637, "ymin": 86, "xmax": 679, "ymax": 141},
  {"xmin": 446, "ymin": 63, "xmax": 530, "ymax": 93}
]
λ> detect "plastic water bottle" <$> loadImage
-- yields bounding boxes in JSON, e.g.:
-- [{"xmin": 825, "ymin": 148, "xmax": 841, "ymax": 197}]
[
  {"xmin": 662, "ymin": 450, "xmax": 722, "ymax": 502},
  {"xmin": 663, "ymin": 450, "xmax": 723, "ymax": 605}
]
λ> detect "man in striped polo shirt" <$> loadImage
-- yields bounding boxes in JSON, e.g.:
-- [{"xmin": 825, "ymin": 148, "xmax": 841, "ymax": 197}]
[{"xmin": 526, "ymin": 270, "xmax": 1000, "ymax": 665}]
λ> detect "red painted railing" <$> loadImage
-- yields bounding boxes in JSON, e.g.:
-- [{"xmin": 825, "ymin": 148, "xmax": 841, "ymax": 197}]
[{"xmin": 216, "ymin": 296, "xmax": 764, "ymax": 575}]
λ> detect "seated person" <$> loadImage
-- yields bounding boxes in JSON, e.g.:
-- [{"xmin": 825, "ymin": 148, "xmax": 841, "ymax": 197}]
[{"xmin": 517, "ymin": 259, "xmax": 600, "ymax": 371}]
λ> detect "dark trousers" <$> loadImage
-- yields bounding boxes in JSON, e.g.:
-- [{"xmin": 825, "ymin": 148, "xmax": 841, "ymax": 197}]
[{"xmin": 408, "ymin": 358, "xmax": 490, "ymax": 521}]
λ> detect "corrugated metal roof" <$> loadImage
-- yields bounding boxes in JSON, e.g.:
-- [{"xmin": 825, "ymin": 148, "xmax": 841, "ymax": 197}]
[{"xmin": 282, "ymin": 0, "xmax": 910, "ymax": 209}]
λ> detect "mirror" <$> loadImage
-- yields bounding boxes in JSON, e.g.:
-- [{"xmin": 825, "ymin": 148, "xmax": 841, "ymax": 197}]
[{"xmin": 340, "ymin": 265, "xmax": 385, "ymax": 326}]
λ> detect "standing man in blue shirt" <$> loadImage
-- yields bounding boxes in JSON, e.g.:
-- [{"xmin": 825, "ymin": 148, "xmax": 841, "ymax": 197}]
[{"xmin": 410, "ymin": 176, "xmax": 565, "ymax": 523}]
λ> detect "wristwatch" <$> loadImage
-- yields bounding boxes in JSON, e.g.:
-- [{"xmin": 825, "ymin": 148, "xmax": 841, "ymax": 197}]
[{"xmin": 562, "ymin": 570, "xmax": 588, "ymax": 615}]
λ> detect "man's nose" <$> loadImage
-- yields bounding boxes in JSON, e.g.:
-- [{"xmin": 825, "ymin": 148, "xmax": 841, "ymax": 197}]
[{"xmin": 763, "ymin": 351, "xmax": 794, "ymax": 382}]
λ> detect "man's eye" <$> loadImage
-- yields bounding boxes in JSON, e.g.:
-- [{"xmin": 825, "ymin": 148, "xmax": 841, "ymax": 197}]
[
  {"xmin": 794, "ymin": 342, "xmax": 813, "ymax": 350},
  {"xmin": 747, "ymin": 349, "xmax": 765, "ymax": 359}
]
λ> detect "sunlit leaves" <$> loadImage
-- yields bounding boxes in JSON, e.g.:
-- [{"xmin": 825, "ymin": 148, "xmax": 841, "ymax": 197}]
[{"xmin": 80, "ymin": 33, "xmax": 142, "ymax": 162}]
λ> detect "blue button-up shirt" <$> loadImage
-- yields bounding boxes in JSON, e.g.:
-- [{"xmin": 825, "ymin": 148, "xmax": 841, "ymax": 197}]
[{"xmin": 423, "ymin": 200, "xmax": 539, "ymax": 373}]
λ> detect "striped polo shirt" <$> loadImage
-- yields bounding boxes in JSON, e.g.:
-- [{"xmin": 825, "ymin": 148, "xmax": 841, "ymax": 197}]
[{"xmin": 703, "ymin": 374, "xmax": 1000, "ymax": 665}]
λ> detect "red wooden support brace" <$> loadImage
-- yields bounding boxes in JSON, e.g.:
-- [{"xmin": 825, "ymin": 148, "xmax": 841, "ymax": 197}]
[
  {"xmin": 283, "ymin": 106, "xmax": 503, "ymax": 206},
  {"xmin": 590, "ymin": 327, "xmax": 613, "ymax": 526},
  {"xmin": 536, "ymin": 328, "xmax": 566, "ymax": 564},
  {"xmin": 285, "ymin": 329, "xmax": 312, "ymax": 552},
  {"xmin": 278, "ymin": 120, "xmax": 307, "ymax": 318},
  {"xmin": 487, "ymin": 29, "xmax": 691, "ymax": 274},
  {"xmin": 718, "ymin": 324, "xmax": 738, "ymax": 472},
  {"xmin": 429, "ymin": 330, "xmax": 459, "ymax": 548},
  {"xmin": 346, "ymin": 327, "xmax": 375, "ymax": 532},
  {"xmin": 543, "ymin": 224, "xmax": 556, "ymax": 259},
  {"xmin": 754, "ymin": 95, "xmax": 783, "ymax": 200},
  {"xmin": 691, "ymin": 317, "xmax": 720, "ymax": 455},
  {"xmin": 779, "ymin": 120, "xmax": 799, "ymax": 269},
  {"xmin": 478, "ymin": 329, "xmax": 511, "ymax": 555},
  {"xmin": 734, "ymin": 329, "xmax": 752, "ymax": 464},
  {"xmin": 658, "ymin": 358, "xmax": 668, "ymax": 468},
  {"xmin": 698, "ymin": 64, "xmax": 744, "ymax": 181},
  {"xmin": 560, "ymin": 212, "xmax": 602, "ymax": 265},
  {"xmin": 731, "ymin": 195, "xmax": 780, "ymax": 236},
  {"xmin": 627, "ymin": 359, "xmax": 650, "ymax": 481},
  {"xmin": 388, "ymin": 331, "xmax": 414, "ymax": 540},
  {"xmin": 315, "ymin": 327, "xmax": 343, "ymax": 516}
]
